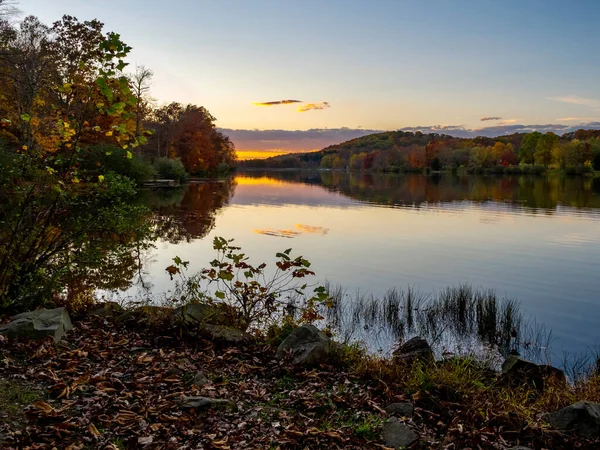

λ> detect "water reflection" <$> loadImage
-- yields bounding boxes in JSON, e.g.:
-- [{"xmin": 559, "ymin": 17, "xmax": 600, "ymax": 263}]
[
  {"xmin": 141, "ymin": 178, "xmax": 237, "ymax": 243},
  {"xmin": 240, "ymin": 171, "xmax": 600, "ymax": 213}
]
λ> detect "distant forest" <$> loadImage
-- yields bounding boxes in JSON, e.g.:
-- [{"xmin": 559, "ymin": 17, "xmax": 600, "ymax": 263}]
[{"xmin": 240, "ymin": 129, "xmax": 600, "ymax": 174}]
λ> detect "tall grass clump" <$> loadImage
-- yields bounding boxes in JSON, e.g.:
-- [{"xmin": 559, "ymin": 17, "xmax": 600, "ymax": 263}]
[{"xmin": 324, "ymin": 283, "xmax": 547, "ymax": 363}]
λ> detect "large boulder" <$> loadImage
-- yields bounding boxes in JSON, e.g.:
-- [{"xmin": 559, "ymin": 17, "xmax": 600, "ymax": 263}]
[
  {"xmin": 171, "ymin": 303, "xmax": 229, "ymax": 326},
  {"xmin": 276, "ymin": 325, "xmax": 331, "ymax": 366},
  {"xmin": 544, "ymin": 401, "xmax": 600, "ymax": 439},
  {"xmin": 501, "ymin": 355, "xmax": 565, "ymax": 392},
  {"xmin": 0, "ymin": 308, "xmax": 72, "ymax": 342},
  {"xmin": 383, "ymin": 417, "xmax": 418, "ymax": 449},
  {"xmin": 393, "ymin": 337, "xmax": 434, "ymax": 365},
  {"xmin": 200, "ymin": 323, "xmax": 251, "ymax": 344}
]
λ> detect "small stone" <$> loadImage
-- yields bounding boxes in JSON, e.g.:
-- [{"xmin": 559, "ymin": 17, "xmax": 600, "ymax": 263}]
[
  {"xmin": 191, "ymin": 372, "xmax": 209, "ymax": 387},
  {"xmin": 276, "ymin": 325, "xmax": 331, "ymax": 366},
  {"xmin": 392, "ymin": 337, "xmax": 434, "ymax": 365},
  {"xmin": 385, "ymin": 402, "xmax": 413, "ymax": 418},
  {"xmin": 543, "ymin": 401, "xmax": 600, "ymax": 439},
  {"xmin": 180, "ymin": 396, "xmax": 236, "ymax": 411},
  {"xmin": 383, "ymin": 417, "xmax": 418, "ymax": 449},
  {"xmin": 501, "ymin": 355, "xmax": 565, "ymax": 392},
  {"xmin": 138, "ymin": 436, "xmax": 153, "ymax": 445}
]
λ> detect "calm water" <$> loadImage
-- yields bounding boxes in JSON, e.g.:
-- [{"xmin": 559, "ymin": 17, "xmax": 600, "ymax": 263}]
[{"xmin": 117, "ymin": 172, "xmax": 600, "ymax": 358}]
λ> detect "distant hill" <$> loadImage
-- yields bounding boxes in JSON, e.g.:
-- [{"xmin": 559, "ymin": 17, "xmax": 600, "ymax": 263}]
[{"xmin": 238, "ymin": 129, "xmax": 600, "ymax": 173}]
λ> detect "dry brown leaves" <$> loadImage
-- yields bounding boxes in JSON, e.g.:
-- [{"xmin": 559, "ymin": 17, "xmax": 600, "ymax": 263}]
[{"xmin": 0, "ymin": 314, "xmax": 598, "ymax": 449}]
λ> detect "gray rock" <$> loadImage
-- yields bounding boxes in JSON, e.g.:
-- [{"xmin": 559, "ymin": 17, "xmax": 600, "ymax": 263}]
[
  {"xmin": 180, "ymin": 396, "xmax": 236, "ymax": 411},
  {"xmin": 543, "ymin": 401, "xmax": 600, "ymax": 439},
  {"xmin": 385, "ymin": 402, "xmax": 414, "ymax": 418},
  {"xmin": 201, "ymin": 323, "xmax": 251, "ymax": 343},
  {"xmin": 171, "ymin": 303, "xmax": 228, "ymax": 326},
  {"xmin": 89, "ymin": 302, "xmax": 123, "ymax": 317},
  {"xmin": 501, "ymin": 355, "xmax": 565, "ymax": 392},
  {"xmin": 0, "ymin": 308, "xmax": 73, "ymax": 342},
  {"xmin": 393, "ymin": 337, "xmax": 434, "ymax": 365},
  {"xmin": 383, "ymin": 417, "xmax": 418, "ymax": 449},
  {"xmin": 191, "ymin": 372, "xmax": 209, "ymax": 387},
  {"xmin": 276, "ymin": 325, "xmax": 331, "ymax": 366}
]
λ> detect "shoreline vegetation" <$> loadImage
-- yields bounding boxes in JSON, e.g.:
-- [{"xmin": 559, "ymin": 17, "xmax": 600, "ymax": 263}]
[{"xmin": 2, "ymin": 239, "xmax": 600, "ymax": 448}]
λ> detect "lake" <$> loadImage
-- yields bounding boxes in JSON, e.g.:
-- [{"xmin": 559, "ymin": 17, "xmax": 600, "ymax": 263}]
[{"xmin": 112, "ymin": 171, "xmax": 600, "ymax": 362}]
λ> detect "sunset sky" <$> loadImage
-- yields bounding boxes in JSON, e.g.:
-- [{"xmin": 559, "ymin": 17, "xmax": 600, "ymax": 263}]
[{"xmin": 18, "ymin": 0, "xmax": 600, "ymax": 157}]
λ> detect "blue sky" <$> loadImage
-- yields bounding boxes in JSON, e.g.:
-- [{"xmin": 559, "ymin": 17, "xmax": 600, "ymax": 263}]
[{"xmin": 16, "ymin": 0, "xmax": 600, "ymax": 151}]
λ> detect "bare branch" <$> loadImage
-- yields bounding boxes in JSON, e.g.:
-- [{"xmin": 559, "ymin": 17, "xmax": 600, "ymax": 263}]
[{"xmin": 0, "ymin": 0, "xmax": 20, "ymax": 19}]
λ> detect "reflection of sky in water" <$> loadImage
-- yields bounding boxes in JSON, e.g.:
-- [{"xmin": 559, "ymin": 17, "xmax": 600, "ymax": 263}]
[{"xmin": 113, "ymin": 174, "xmax": 600, "ymax": 361}]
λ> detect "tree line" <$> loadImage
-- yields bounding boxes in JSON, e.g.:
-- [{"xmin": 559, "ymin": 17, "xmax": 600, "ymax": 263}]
[
  {"xmin": 241, "ymin": 130, "xmax": 600, "ymax": 175},
  {"xmin": 0, "ymin": 13, "xmax": 236, "ymax": 179}
]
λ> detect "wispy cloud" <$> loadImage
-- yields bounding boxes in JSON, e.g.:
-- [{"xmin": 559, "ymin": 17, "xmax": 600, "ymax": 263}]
[
  {"xmin": 297, "ymin": 101, "xmax": 330, "ymax": 112},
  {"xmin": 557, "ymin": 117, "xmax": 599, "ymax": 122},
  {"xmin": 498, "ymin": 119, "xmax": 517, "ymax": 125},
  {"xmin": 252, "ymin": 99, "xmax": 302, "ymax": 107},
  {"xmin": 547, "ymin": 95, "xmax": 600, "ymax": 109},
  {"xmin": 480, "ymin": 116, "xmax": 502, "ymax": 121},
  {"xmin": 252, "ymin": 99, "xmax": 331, "ymax": 112}
]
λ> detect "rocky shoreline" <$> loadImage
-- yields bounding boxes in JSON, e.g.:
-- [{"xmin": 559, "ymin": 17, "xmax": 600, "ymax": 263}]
[{"xmin": 1, "ymin": 304, "xmax": 599, "ymax": 449}]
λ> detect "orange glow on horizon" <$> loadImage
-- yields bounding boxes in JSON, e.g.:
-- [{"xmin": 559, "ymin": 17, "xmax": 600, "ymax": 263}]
[
  {"xmin": 236, "ymin": 150, "xmax": 289, "ymax": 160},
  {"xmin": 235, "ymin": 149, "xmax": 320, "ymax": 160}
]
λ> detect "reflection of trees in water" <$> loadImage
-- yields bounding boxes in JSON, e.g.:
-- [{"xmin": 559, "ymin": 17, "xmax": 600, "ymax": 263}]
[
  {"xmin": 330, "ymin": 173, "xmax": 600, "ymax": 211},
  {"xmin": 147, "ymin": 178, "xmax": 237, "ymax": 243},
  {"xmin": 63, "ymin": 235, "xmax": 152, "ymax": 301},
  {"xmin": 242, "ymin": 171, "xmax": 600, "ymax": 212}
]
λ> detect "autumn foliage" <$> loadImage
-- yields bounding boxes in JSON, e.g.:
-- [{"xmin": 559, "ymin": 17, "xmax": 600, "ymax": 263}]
[
  {"xmin": 0, "ymin": 11, "xmax": 236, "ymax": 309},
  {"xmin": 243, "ymin": 129, "xmax": 600, "ymax": 173}
]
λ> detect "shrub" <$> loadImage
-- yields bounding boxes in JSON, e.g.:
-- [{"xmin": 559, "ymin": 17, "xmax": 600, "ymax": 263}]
[
  {"xmin": 518, "ymin": 163, "xmax": 545, "ymax": 175},
  {"xmin": 564, "ymin": 164, "xmax": 594, "ymax": 175},
  {"xmin": 154, "ymin": 157, "xmax": 188, "ymax": 183},
  {"xmin": 80, "ymin": 145, "xmax": 156, "ymax": 184},
  {"xmin": 504, "ymin": 165, "xmax": 521, "ymax": 175},
  {"xmin": 167, "ymin": 237, "xmax": 330, "ymax": 331}
]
